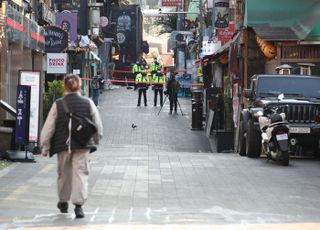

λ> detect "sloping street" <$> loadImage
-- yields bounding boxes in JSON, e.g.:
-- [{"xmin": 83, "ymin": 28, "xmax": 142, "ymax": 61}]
[{"xmin": 0, "ymin": 88, "xmax": 320, "ymax": 230}]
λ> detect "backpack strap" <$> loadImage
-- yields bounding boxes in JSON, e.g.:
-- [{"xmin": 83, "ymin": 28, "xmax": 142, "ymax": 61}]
[{"xmin": 62, "ymin": 98, "xmax": 72, "ymax": 154}]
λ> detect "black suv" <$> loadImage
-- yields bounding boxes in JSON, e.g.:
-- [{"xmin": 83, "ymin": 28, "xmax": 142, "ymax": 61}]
[{"xmin": 237, "ymin": 74, "xmax": 320, "ymax": 158}]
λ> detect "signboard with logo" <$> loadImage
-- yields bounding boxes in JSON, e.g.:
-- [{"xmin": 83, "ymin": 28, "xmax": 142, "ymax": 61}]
[
  {"xmin": 217, "ymin": 22, "xmax": 235, "ymax": 42},
  {"xmin": 214, "ymin": 0, "xmax": 229, "ymax": 29},
  {"xmin": 162, "ymin": 0, "xmax": 182, "ymax": 6},
  {"xmin": 44, "ymin": 26, "xmax": 68, "ymax": 53},
  {"xmin": 19, "ymin": 71, "xmax": 41, "ymax": 143},
  {"xmin": 15, "ymin": 85, "xmax": 31, "ymax": 145},
  {"xmin": 46, "ymin": 53, "xmax": 68, "ymax": 74}
]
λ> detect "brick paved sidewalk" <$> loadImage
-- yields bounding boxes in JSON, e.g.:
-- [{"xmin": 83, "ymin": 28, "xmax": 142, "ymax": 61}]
[{"xmin": 1, "ymin": 87, "xmax": 320, "ymax": 230}]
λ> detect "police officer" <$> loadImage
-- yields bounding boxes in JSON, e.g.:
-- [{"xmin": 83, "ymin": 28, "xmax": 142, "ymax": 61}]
[
  {"xmin": 153, "ymin": 71, "xmax": 165, "ymax": 107},
  {"xmin": 166, "ymin": 71, "xmax": 180, "ymax": 115},
  {"xmin": 132, "ymin": 60, "xmax": 141, "ymax": 78},
  {"xmin": 135, "ymin": 71, "xmax": 149, "ymax": 106},
  {"xmin": 150, "ymin": 57, "xmax": 161, "ymax": 76}
]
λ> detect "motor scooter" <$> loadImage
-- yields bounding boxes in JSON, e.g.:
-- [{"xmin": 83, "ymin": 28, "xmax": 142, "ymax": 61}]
[{"xmin": 257, "ymin": 103, "xmax": 290, "ymax": 166}]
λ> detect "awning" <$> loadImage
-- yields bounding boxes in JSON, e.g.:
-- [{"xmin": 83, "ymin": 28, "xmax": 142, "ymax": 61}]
[
  {"xmin": 213, "ymin": 32, "xmax": 240, "ymax": 56},
  {"xmin": 90, "ymin": 51, "xmax": 101, "ymax": 62},
  {"xmin": 244, "ymin": 0, "xmax": 320, "ymax": 41}
]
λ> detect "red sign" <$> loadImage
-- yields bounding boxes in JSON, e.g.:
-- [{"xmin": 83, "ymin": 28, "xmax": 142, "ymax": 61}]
[
  {"xmin": 162, "ymin": 0, "xmax": 182, "ymax": 6},
  {"xmin": 217, "ymin": 23, "xmax": 235, "ymax": 42}
]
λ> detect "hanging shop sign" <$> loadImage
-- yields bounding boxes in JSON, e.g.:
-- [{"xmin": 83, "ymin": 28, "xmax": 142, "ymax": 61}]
[
  {"xmin": 15, "ymin": 85, "xmax": 31, "ymax": 145},
  {"xmin": 161, "ymin": 0, "xmax": 182, "ymax": 7},
  {"xmin": 44, "ymin": 26, "xmax": 68, "ymax": 53},
  {"xmin": 46, "ymin": 53, "xmax": 68, "ymax": 74},
  {"xmin": 214, "ymin": 0, "xmax": 229, "ymax": 29},
  {"xmin": 56, "ymin": 11, "xmax": 77, "ymax": 43}
]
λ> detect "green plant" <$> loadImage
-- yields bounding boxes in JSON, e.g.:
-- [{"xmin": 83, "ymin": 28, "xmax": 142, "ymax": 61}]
[{"xmin": 43, "ymin": 80, "xmax": 64, "ymax": 120}]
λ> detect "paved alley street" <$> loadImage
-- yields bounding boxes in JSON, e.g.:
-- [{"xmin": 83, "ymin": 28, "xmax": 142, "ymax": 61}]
[{"xmin": 0, "ymin": 87, "xmax": 320, "ymax": 230}]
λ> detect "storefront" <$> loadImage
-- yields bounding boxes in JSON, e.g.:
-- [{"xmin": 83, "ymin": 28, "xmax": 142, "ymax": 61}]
[{"xmin": 0, "ymin": 2, "xmax": 45, "ymax": 121}]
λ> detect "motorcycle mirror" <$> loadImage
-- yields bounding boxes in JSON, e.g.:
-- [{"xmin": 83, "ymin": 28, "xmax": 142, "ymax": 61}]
[{"xmin": 278, "ymin": 93, "xmax": 284, "ymax": 101}]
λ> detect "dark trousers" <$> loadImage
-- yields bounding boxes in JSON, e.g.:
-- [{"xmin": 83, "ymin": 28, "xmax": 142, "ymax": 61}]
[
  {"xmin": 91, "ymin": 89, "xmax": 100, "ymax": 106},
  {"xmin": 154, "ymin": 88, "xmax": 163, "ymax": 106},
  {"xmin": 137, "ymin": 88, "xmax": 147, "ymax": 106},
  {"xmin": 169, "ymin": 94, "xmax": 178, "ymax": 112}
]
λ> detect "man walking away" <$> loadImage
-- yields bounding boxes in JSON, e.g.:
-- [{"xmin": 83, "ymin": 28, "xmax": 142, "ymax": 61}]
[
  {"xmin": 166, "ymin": 71, "xmax": 180, "ymax": 115},
  {"xmin": 153, "ymin": 71, "xmax": 165, "ymax": 107},
  {"xmin": 40, "ymin": 74, "xmax": 103, "ymax": 218},
  {"xmin": 91, "ymin": 70, "xmax": 104, "ymax": 106}
]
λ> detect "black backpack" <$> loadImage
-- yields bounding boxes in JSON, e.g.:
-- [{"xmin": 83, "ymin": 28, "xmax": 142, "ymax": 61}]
[
  {"xmin": 62, "ymin": 99, "xmax": 97, "ymax": 146},
  {"xmin": 91, "ymin": 77, "xmax": 100, "ymax": 90}
]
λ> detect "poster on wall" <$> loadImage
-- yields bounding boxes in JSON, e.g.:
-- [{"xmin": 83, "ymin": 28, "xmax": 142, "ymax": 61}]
[
  {"xmin": 19, "ymin": 71, "xmax": 41, "ymax": 142},
  {"xmin": 214, "ymin": 0, "xmax": 229, "ymax": 29}
]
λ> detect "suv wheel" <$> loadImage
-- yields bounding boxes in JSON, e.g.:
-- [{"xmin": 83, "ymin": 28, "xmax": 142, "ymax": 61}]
[{"xmin": 246, "ymin": 119, "xmax": 261, "ymax": 158}]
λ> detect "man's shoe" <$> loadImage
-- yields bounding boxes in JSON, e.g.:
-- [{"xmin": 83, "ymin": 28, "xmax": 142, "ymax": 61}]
[
  {"xmin": 169, "ymin": 111, "xmax": 172, "ymax": 115},
  {"xmin": 57, "ymin": 202, "xmax": 68, "ymax": 213},
  {"xmin": 74, "ymin": 205, "xmax": 85, "ymax": 218},
  {"xmin": 174, "ymin": 111, "xmax": 178, "ymax": 115},
  {"xmin": 137, "ymin": 104, "xmax": 140, "ymax": 107},
  {"xmin": 144, "ymin": 104, "xmax": 148, "ymax": 107}
]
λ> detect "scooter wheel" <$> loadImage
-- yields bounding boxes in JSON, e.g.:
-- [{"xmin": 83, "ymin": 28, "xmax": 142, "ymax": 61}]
[{"xmin": 280, "ymin": 151, "xmax": 289, "ymax": 166}]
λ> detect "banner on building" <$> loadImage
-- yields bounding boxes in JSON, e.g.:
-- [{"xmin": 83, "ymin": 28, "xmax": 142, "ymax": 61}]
[
  {"xmin": 162, "ymin": 0, "xmax": 182, "ymax": 6},
  {"xmin": 214, "ymin": 0, "xmax": 229, "ymax": 29},
  {"xmin": 56, "ymin": 11, "xmax": 77, "ymax": 42},
  {"xmin": 15, "ymin": 85, "xmax": 31, "ymax": 145},
  {"xmin": 19, "ymin": 71, "xmax": 41, "ymax": 143},
  {"xmin": 46, "ymin": 53, "xmax": 68, "ymax": 74}
]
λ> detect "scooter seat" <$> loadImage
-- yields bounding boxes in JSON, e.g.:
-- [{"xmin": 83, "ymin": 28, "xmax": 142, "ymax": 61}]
[{"xmin": 269, "ymin": 121, "xmax": 288, "ymax": 128}]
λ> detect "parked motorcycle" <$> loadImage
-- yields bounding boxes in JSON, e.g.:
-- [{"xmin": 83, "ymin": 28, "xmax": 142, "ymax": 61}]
[{"xmin": 257, "ymin": 103, "xmax": 290, "ymax": 166}]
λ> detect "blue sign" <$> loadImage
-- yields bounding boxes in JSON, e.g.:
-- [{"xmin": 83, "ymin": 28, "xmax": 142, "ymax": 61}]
[{"xmin": 15, "ymin": 85, "xmax": 31, "ymax": 145}]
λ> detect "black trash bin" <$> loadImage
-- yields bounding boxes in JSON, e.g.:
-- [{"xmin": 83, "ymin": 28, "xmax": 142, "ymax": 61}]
[{"xmin": 192, "ymin": 100, "xmax": 203, "ymax": 130}]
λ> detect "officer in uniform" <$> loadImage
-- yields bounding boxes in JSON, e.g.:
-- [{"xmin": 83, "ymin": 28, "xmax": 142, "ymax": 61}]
[
  {"xmin": 153, "ymin": 71, "xmax": 165, "ymax": 107},
  {"xmin": 132, "ymin": 60, "xmax": 141, "ymax": 79},
  {"xmin": 135, "ymin": 71, "xmax": 149, "ymax": 106},
  {"xmin": 150, "ymin": 57, "xmax": 161, "ymax": 76}
]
